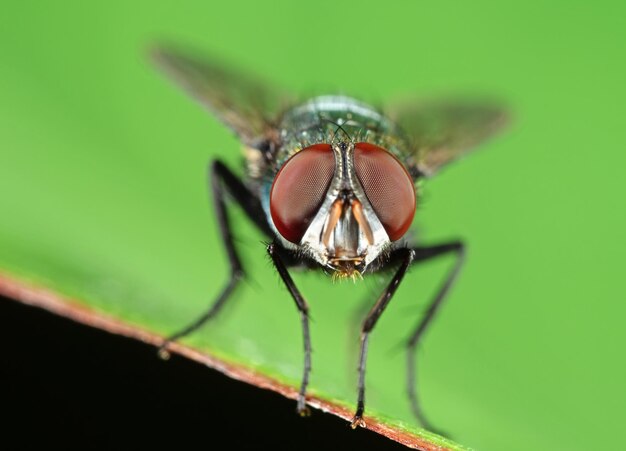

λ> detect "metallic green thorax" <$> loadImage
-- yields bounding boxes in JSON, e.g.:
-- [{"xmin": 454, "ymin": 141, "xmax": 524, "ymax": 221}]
[{"xmin": 274, "ymin": 95, "xmax": 408, "ymax": 169}]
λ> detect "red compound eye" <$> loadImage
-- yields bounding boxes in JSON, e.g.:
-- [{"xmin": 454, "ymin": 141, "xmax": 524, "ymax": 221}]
[
  {"xmin": 354, "ymin": 142, "xmax": 416, "ymax": 241},
  {"xmin": 270, "ymin": 144, "xmax": 335, "ymax": 243}
]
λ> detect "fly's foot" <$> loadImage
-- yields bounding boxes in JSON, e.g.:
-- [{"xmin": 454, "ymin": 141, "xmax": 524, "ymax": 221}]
[
  {"xmin": 350, "ymin": 414, "xmax": 366, "ymax": 429},
  {"xmin": 157, "ymin": 342, "xmax": 172, "ymax": 360},
  {"xmin": 297, "ymin": 397, "xmax": 311, "ymax": 417},
  {"xmin": 297, "ymin": 406, "xmax": 311, "ymax": 417}
]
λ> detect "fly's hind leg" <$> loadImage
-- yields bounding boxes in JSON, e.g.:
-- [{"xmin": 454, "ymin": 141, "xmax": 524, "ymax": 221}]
[
  {"xmin": 158, "ymin": 159, "xmax": 272, "ymax": 358},
  {"xmin": 405, "ymin": 241, "xmax": 465, "ymax": 433}
]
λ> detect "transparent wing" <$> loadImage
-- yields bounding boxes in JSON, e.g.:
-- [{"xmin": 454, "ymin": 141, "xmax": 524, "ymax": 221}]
[
  {"xmin": 390, "ymin": 99, "xmax": 509, "ymax": 177},
  {"xmin": 151, "ymin": 45, "xmax": 294, "ymax": 146}
]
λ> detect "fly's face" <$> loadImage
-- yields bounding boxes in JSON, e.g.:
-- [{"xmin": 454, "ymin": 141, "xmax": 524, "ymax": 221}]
[{"xmin": 269, "ymin": 139, "xmax": 416, "ymax": 277}]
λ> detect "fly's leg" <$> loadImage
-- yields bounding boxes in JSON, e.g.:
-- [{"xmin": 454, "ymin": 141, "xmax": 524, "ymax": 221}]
[
  {"xmin": 406, "ymin": 241, "xmax": 465, "ymax": 433},
  {"xmin": 351, "ymin": 248, "xmax": 415, "ymax": 428},
  {"xmin": 267, "ymin": 242, "xmax": 312, "ymax": 416},
  {"xmin": 158, "ymin": 159, "xmax": 272, "ymax": 358}
]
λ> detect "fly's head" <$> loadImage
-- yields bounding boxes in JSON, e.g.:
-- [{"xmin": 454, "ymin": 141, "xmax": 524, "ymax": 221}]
[{"xmin": 269, "ymin": 139, "xmax": 416, "ymax": 277}]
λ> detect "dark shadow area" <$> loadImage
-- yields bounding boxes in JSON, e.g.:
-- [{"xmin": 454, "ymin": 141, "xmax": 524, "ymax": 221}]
[{"xmin": 0, "ymin": 296, "xmax": 408, "ymax": 450}]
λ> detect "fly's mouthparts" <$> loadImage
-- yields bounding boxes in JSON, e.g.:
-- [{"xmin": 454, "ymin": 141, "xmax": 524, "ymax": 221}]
[
  {"xmin": 331, "ymin": 268, "xmax": 363, "ymax": 283},
  {"xmin": 329, "ymin": 257, "xmax": 364, "ymax": 283}
]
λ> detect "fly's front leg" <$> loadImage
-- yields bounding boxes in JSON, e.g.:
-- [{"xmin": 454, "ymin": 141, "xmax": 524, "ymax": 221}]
[
  {"xmin": 158, "ymin": 159, "xmax": 271, "ymax": 358},
  {"xmin": 406, "ymin": 241, "xmax": 465, "ymax": 433},
  {"xmin": 267, "ymin": 242, "xmax": 312, "ymax": 416},
  {"xmin": 351, "ymin": 247, "xmax": 415, "ymax": 428}
]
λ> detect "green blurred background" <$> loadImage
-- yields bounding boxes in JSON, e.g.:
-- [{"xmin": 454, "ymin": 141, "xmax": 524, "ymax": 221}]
[{"xmin": 1, "ymin": 2, "xmax": 625, "ymax": 450}]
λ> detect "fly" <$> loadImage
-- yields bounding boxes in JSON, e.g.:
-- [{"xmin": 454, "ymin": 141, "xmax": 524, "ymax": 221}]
[{"xmin": 152, "ymin": 45, "xmax": 507, "ymax": 432}]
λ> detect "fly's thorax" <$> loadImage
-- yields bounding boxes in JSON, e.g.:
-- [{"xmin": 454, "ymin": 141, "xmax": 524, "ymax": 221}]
[
  {"xmin": 273, "ymin": 95, "xmax": 408, "ymax": 169},
  {"xmin": 268, "ymin": 137, "xmax": 416, "ymax": 276}
]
